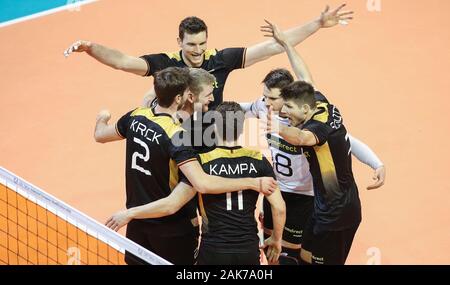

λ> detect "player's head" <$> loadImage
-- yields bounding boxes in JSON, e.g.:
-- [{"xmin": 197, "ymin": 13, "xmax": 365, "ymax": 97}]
[
  {"xmin": 262, "ymin": 69, "xmax": 294, "ymax": 113},
  {"xmin": 280, "ymin": 81, "xmax": 316, "ymax": 127},
  {"xmin": 214, "ymin": 101, "xmax": 245, "ymax": 144},
  {"xmin": 185, "ymin": 68, "xmax": 215, "ymax": 112},
  {"xmin": 178, "ymin": 16, "xmax": 208, "ymax": 68},
  {"xmin": 154, "ymin": 67, "xmax": 190, "ymax": 109}
]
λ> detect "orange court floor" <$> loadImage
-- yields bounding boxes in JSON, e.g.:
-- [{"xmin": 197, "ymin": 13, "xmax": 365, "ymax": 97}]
[{"xmin": 1, "ymin": 0, "xmax": 449, "ymax": 264}]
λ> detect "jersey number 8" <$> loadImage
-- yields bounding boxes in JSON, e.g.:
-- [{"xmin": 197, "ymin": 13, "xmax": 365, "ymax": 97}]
[{"xmin": 274, "ymin": 153, "xmax": 293, "ymax": 177}]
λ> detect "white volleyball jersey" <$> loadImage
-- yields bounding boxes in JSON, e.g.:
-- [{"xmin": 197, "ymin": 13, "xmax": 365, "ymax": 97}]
[{"xmin": 248, "ymin": 97, "xmax": 314, "ymax": 196}]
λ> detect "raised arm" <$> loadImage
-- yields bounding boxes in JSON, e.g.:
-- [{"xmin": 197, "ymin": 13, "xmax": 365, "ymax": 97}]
[
  {"xmin": 244, "ymin": 4, "xmax": 353, "ymax": 68},
  {"xmin": 105, "ymin": 182, "xmax": 196, "ymax": 231},
  {"xmin": 240, "ymin": 96, "xmax": 267, "ymax": 119},
  {"xmin": 142, "ymin": 88, "xmax": 156, "ymax": 108},
  {"xmin": 94, "ymin": 110, "xmax": 123, "ymax": 143},
  {"xmin": 64, "ymin": 40, "xmax": 148, "ymax": 76},
  {"xmin": 261, "ymin": 20, "xmax": 315, "ymax": 86},
  {"xmin": 179, "ymin": 160, "xmax": 277, "ymax": 196}
]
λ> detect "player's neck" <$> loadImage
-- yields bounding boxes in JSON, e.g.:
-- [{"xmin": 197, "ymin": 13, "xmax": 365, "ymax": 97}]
[
  {"xmin": 155, "ymin": 104, "xmax": 178, "ymax": 118},
  {"xmin": 303, "ymin": 107, "xmax": 317, "ymax": 124},
  {"xmin": 217, "ymin": 136, "xmax": 241, "ymax": 148}
]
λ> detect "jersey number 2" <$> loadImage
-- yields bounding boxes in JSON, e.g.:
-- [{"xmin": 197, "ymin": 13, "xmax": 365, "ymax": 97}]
[{"xmin": 132, "ymin": 137, "xmax": 152, "ymax": 176}]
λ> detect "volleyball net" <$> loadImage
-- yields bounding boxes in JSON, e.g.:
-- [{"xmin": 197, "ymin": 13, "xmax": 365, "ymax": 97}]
[{"xmin": 0, "ymin": 166, "xmax": 170, "ymax": 265}]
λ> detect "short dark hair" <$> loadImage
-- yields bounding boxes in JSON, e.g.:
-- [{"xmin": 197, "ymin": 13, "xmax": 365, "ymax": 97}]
[
  {"xmin": 280, "ymin": 81, "xmax": 316, "ymax": 108},
  {"xmin": 262, "ymin": 68, "xmax": 294, "ymax": 90},
  {"xmin": 179, "ymin": 16, "xmax": 208, "ymax": 40},
  {"xmin": 214, "ymin": 101, "xmax": 245, "ymax": 142},
  {"xmin": 154, "ymin": 67, "xmax": 190, "ymax": 108}
]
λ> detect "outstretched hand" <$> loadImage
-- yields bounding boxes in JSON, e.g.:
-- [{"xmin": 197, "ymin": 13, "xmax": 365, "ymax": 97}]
[
  {"xmin": 260, "ymin": 20, "xmax": 288, "ymax": 46},
  {"xmin": 265, "ymin": 105, "xmax": 282, "ymax": 134},
  {"xmin": 319, "ymin": 3, "xmax": 354, "ymax": 28},
  {"xmin": 64, "ymin": 40, "xmax": 92, "ymax": 57}
]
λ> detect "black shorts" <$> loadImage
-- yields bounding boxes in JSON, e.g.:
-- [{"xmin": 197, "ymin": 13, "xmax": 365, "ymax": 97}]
[
  {"xmin": 125, "ymin": 219, "xmax": 199, "ymax": 265},
  {"xmin": 301, "ymin": 218, "xmax": 359, "ymax": 265},
  {"xmin": 263, "ymin": 192, "xmax": 314, "ymax": 245},
  {"xmin": 196, "ymin": 243, "xmax": 260, "ymax": 265}
]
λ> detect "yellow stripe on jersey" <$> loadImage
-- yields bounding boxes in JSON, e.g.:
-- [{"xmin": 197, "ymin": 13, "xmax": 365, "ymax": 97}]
[
  {"xmin": 197, "ymin": 193, "xmax": 208, "ymax": 225},
  {"xmin": 131, "ymin": 107, "xmax": 153, "ymax": 118},
  {"xmin": 204, "ymin": 49, "xmax": 217, "ymax": 60},
  {"xmin": 168, "ymin": 159, "xmax": 178, "ymax": 191},
  {"xmin": 314, "ymin": 142, "xmax": 339, "ymax": 192},
  {"xmin": 198, "ymin": 147, "xmax": 263, "ymax": 165},
  {"xmin": 313, "ymin": 102, "xmax": 330, "ymax": 123},
  {"xmin": 130, "ymin": 107, "xmax": 184, "ymax": 138},
  {"xmin": 164, "ymin": 51, "xmax": 182, "ymax": 61}
]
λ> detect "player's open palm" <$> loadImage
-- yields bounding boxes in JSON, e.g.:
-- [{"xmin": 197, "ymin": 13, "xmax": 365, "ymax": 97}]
[
  {"xmin": 319, "ymin": 3, "xmax": 354, "ymax": 28},
  {"xmin": 260, "ymin": 20, "xmax": 288, "ymax": 46},
  {"xmin": 64, "ymin": 40, "xmax": 92, "ymax": 57}
]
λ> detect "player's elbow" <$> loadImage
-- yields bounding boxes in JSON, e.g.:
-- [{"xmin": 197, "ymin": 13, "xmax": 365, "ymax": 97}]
[
  {"xmin": 163, "ymin": 204, "xmax": 178, "ymax": 216},
  {"xmin": 163, "ymin": 199, "xmax": 183, "ymax": 216},
  {"xmin": 94, "ymin": 133, "xmax": 107, "ymax": 143},
  {"xmin": 187, "ymin": 175, "xmax": 209, "ymax": 194},
  {"xmin": 194, "ymin": 183, "xmax": 208, "ymax": 194}
]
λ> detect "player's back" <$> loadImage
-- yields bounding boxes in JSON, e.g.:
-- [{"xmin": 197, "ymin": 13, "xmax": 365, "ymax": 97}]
[
  {"xmin": 196, "ymin": 146, "xmax": 274, "ymax": 252},
  {"xmin": 116, "ymin": 107, "xmax": 197, "ymax": 228}
]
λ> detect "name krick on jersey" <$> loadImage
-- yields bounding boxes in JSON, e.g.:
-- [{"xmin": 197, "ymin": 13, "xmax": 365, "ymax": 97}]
[{"xmin": 130, "ymin": 119, "xmax": 162, "ymax": 144}]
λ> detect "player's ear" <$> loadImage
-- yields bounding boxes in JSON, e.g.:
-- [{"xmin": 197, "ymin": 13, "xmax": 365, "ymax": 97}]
[
  {"xmin": 187, "ymin": 93, "xmax": 195, "ymax": 103},
  {"xmin": 177, "ymin": 37, "xmax": 182, "ymax": 48},
  {"xmin": 302, "ymin": 104, "xmax": 310, "ymax": 114},
  {"xmin": 175, "ymin": 94, "xmax": 182, "ymax": 104}
]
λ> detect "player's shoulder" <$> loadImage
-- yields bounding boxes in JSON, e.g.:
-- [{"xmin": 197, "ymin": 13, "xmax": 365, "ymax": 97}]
[
  {"xmin": 209, "ymin": 47, "xmax": 244, "ymax": 59},
  {"xmin": 154, "ymin": 117, "xmax": 184, "ymax": 139},
  {"xmin": 130, "ymin": 107, "xmax": 153, "ymax": 117},
  {"xmin": 198, "ymin": 147, "xmax": 263, "ymax": 164},
  {"xmin": 160, "ymin": 51, "xmax": 182, "ymax": 62},
  {"xmin": 204, "ymin": 49, "xmax": 218, "ymax": 60},
  {"xmin": 310, "ymin": 101, "xmax": 332, "ymax": 124},
  {"xmin": 131, "ymin": 107, "xmax": 184, "ymax": 138},
  {"xmin": 238, "ymin": 147, "xmax": 264, "ymax": 161},
  {"xmin": 314, "ymin": 90, "xmax": 329, "ymax": 103}
]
